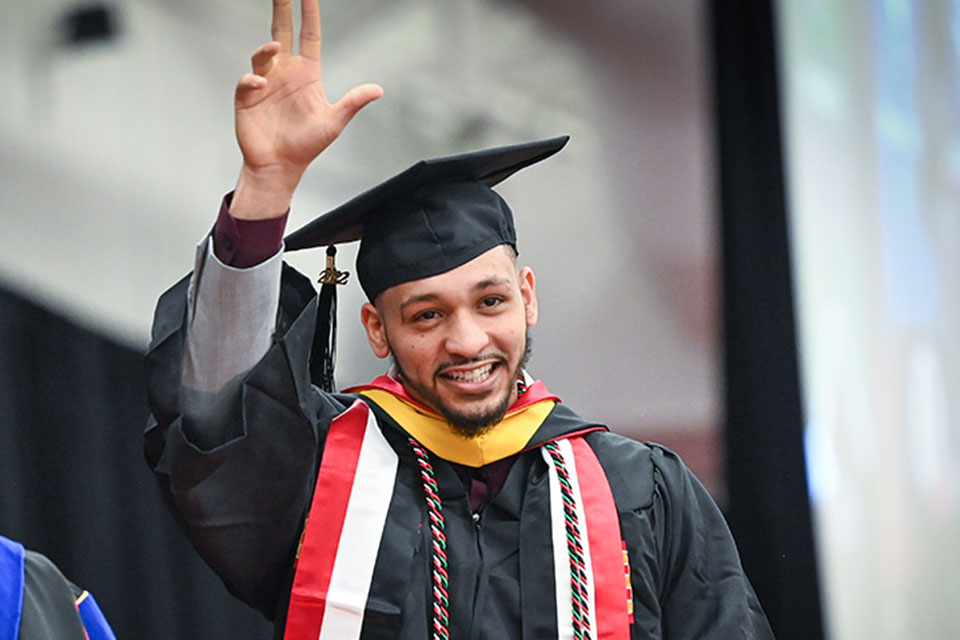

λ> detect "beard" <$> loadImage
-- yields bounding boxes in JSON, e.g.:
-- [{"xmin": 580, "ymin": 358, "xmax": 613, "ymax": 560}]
[{"xmin": 392, "ymin": 332, "xmax": 533, "ymax": 438}]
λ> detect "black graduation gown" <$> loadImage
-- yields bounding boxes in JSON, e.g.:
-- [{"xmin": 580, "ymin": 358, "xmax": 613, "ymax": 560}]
[
  {"xmin": 145, "ymin": 265, "xmax": 773, "ymax": 639},
  {"xmin": 16, "ymin": 548, "xmax": 97, "ymax": 639}
]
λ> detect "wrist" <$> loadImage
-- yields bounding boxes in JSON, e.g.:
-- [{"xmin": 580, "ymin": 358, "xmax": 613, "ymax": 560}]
[
  {"xmin": 214, "ymin": 194, "xmax": 287, "ymax": 267},
  {"xmin": 230, "ymin": 164, "xmax": 304, "ymax": 220}
]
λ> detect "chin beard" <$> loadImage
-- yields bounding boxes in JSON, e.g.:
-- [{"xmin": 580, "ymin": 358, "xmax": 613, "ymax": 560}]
[
  {"xmin": 393, "ymin": 333, "xmax": 533, "ymax": 438},
  {"xmin": 438, "ymin": 392, "xmax": 515, "ymax": 438}
]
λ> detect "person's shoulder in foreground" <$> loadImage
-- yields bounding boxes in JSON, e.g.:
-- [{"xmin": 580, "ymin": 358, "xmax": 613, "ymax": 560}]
[{"xmin": 1, "ymin": 534, "xmax": 116, "ymax": 640}]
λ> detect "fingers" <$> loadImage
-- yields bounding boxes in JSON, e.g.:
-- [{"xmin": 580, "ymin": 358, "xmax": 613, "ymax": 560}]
[
  {"xmin": 271, "ymin": 0, "xmax": 294, "ymax": 53},
  {"xmin": 300, "ymin": 0, "xmax": 321, "ymax": 60},
  {"xmin": 235, "ymin": 73, "xmax": 268, "ymax": 106},
  {"xmin": 273, "ymin": 0, "xmax": 321, "ymax": 59},
  {"xmin": 330, "ymin": 83, "xmax": 384, "ymax": 130},
  {"xmin": 251, "ymin": 42, "xmax": 281, "ymax": 76}
]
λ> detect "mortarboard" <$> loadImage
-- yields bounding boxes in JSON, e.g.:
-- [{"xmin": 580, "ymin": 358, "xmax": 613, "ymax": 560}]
[{"xmin": 283, "ymin": 135, "xmax": 570, "ymax": 391}]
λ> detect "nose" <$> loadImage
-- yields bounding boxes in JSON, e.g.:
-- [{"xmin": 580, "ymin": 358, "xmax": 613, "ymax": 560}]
[{"xmin": 443, "ymin": 311, "xmax": 489, "ymax": 358}]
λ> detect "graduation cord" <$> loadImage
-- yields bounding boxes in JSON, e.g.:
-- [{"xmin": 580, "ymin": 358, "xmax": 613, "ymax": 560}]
[
  {"xmin": 543, "ymin": 441, "xmax": 593, "ymax": 640},
  {"xmin": 409, "ymin": 437, "xmax": 451, "ymax": 640}
]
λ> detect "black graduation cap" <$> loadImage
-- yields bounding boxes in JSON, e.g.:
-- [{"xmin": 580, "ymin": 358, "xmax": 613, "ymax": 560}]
[
  {"xmin": 285, "ymin": 135, "xmax": 569, "ymax": 300},
  {"xmin": 284, "ymin": 135, "xmax": 570, "ymax": 391}
]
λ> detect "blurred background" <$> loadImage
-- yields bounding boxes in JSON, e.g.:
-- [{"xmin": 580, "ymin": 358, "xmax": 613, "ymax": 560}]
[
  {"xmin": 0, "ymin": 0, "xmax": 956, "ymax": 638},
  {"xmin": 779, "ymin": 2, "xmax": 960, "ymax": 638}
]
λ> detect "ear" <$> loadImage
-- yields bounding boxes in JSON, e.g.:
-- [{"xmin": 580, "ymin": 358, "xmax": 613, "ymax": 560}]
[
  {"xmin": 519, "ymin": 266, "xmax": 538, "ymax": 327},
  {"xmin": 360, "ymin": 302, "xmax": 391, "ymax": 358}
]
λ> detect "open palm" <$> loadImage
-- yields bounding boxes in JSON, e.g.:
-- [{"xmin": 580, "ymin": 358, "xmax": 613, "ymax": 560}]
[{"xmin": 232, "ymin": 0, "xmax": 381, "ymax": 216}]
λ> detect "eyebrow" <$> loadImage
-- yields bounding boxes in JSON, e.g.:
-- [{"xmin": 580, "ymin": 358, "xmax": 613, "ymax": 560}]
[
  {"xmin": 398, "ymin": 277, "xmax": 513, "ymax": 315},
  {"xmin": 472, "ymin": 276, "xmax": 512, "ymax": 291},
  {"xmin": 399, "ymin": 293, "xmax": 440, "ymax": 316}
]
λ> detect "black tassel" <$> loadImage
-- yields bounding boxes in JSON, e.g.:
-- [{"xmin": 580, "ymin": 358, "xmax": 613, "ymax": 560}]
[{"xmin": 312, "ymin": 246, "xmax": 348, "ymax": 392}]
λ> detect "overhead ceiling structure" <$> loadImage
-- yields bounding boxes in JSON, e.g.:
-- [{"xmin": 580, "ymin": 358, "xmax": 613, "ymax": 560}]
[{"xmin": 0, "ymin": 0, "xmax": 717, "ymax": 448}]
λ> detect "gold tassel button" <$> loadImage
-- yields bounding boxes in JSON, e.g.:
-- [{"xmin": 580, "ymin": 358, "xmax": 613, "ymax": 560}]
[{"xmin": 318, "ymin": 248, "xmax": 350, "ymax": 285}]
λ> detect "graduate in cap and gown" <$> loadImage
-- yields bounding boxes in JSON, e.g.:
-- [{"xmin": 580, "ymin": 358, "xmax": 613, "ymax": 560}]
[{"xmin": 144, "ymin": 1, "xmax": 774, "ymax": 638}]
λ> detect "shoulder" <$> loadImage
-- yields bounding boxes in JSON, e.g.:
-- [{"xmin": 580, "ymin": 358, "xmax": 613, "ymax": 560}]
[
  {"xmin": 582, "ymin": 431, "xmax": 697, "ymax": 512},
  {"xmin": 584, "ymin": 430, "xmax": 692, "ymax": 480},
  {"xmin": 543, "ymin": 403, "xmax": 686, "ymax": 486},
  {"xmin": 23, "ymin": 548, "xmax": 80, "ymax": 596},
  {"xmin": 20, "ymin": 550, "xmax": 91, "ymax": 639}
]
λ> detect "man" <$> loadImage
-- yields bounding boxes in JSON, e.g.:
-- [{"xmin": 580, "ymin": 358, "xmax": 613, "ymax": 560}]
[
  {"xmin": 0, "ymin": 534, "xmax": 115, "ymax": 639},
  {"xmin": 145, "ymin": 1, "xmax": 773, "ymax": 638}
]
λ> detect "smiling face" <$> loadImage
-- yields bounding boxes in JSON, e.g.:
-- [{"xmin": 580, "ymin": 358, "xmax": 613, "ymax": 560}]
[{"xmin": 360, "ymin": 245, "xmax": 539, "ymax": 436}]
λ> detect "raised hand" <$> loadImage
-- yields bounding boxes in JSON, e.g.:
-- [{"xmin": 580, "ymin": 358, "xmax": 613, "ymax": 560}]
[{"xmin": 231, "ymin": 0, "xmax": 383, "ymax": 219}]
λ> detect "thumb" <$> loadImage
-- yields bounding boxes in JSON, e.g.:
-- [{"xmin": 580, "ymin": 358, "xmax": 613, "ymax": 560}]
[{"xmin": 330, "ymin": 83, "xmax": 384, "ymax": 131}]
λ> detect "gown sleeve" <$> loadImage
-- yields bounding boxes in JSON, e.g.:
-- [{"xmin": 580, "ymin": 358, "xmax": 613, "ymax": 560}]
[
  {"xmin": 649, "ymin": 445, "xmax": 774, "ymax": 639},
  {"xmin": 143, "ymin": 237, "xmax": 351, "ymax": 618},
  {"xmin": 589, "ymin": 433, "xmax": 773, "ymax": 638}
]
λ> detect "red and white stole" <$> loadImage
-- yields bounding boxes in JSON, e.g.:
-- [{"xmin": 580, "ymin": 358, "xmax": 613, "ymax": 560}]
[{"xmin": 284, "ymin": 400, "xmax": 398, "ymax": 639}]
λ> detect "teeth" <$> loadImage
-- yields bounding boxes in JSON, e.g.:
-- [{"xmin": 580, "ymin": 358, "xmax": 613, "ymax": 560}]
[{"xmin": 445, "ymin": 363, "xmax": 494, "ymax": 383}]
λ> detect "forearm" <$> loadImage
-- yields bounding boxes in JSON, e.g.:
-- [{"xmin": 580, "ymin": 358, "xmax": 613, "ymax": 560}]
[
  {"xmin": 183, "ymin": 238, "xmax": 282, "ymax": 391},
  {"xmin": 179, "ymin": 236, "xmax": 280, "ymax": 442}
]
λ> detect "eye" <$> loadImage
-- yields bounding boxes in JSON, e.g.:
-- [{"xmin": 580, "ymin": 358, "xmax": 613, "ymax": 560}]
[
  {"xmin": 480, "ymin": 296, "xmax": 503, "ymax": 309},
  {"xmin": 413, "ymin": 309, "xmax": 439, "ymax": 322}
]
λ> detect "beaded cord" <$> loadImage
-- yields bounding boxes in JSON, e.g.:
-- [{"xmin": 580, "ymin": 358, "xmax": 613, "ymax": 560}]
[
  {"xmin": 409, "ymin": 437, "xmax": 450, "ymax": 640},
  {"xmin": 543, "ymin": 441, "xmax": 593, "ymax": 640}
]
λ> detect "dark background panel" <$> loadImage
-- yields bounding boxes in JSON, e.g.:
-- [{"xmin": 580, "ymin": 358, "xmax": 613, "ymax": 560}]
[
  {"xmin": 0, "ymin": 286, "xmax": 273, "ymax": 639},
  {"xmin": 711, "ymin": 1, "xmax": 824, "ymax": 638}
]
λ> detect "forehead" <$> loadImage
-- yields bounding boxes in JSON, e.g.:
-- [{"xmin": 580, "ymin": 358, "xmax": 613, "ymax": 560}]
[{"xmin": 376, "ymin": 245, "xmax": 518, "ymax": 308}]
